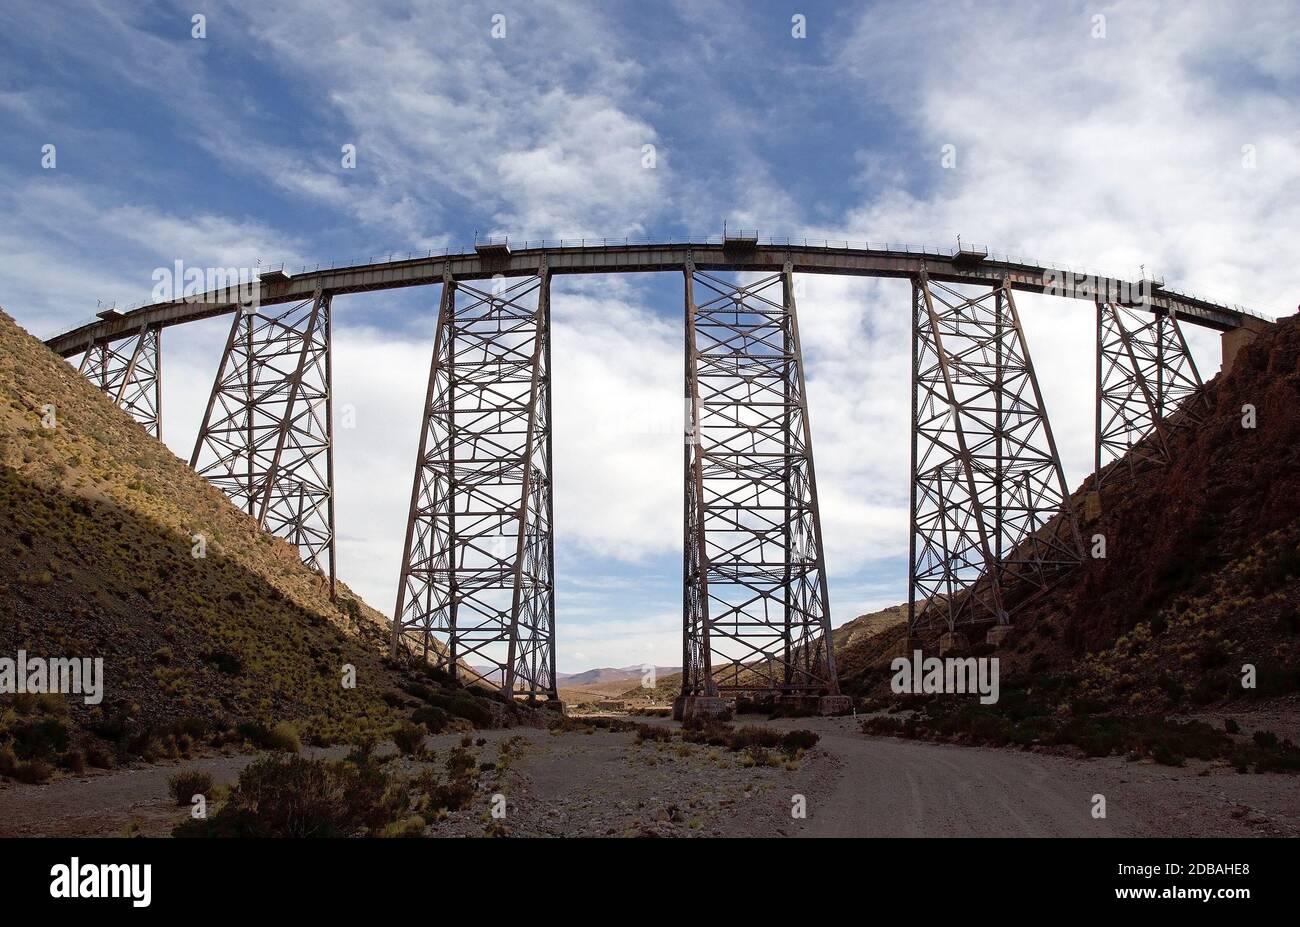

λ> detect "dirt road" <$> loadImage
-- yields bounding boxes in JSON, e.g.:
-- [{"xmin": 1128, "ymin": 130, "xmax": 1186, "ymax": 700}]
[
  {"xmin": 1, "ymin": 717, "xmax": 1295, "ymax": 837},
  {"xmin": 781, "ymin": 717, "xmax": 1296, "ymax": 837}
]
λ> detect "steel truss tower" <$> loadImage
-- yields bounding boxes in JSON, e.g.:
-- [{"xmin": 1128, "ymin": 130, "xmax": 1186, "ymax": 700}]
[
  {"xmin": 910, "ymin": 272, "xmax": 1083, "ymax": 634},
  {"xmin": 78, "ymin": 324, "xmax": 163, "ymax": 439},
  {"xmin": 191, "ymin": 290, "xmax": 336, "ymax": 595},
  {"xmin": 392, "ymin": 267, "xmax": 556, "ymax": 701},
  {"xmin": 1095, "ymin": 301, "xmax": 1206, "ymax": 489},
  {"xmin": 682, "ymin": 260, "xmax": 840, "ymax": 697}
]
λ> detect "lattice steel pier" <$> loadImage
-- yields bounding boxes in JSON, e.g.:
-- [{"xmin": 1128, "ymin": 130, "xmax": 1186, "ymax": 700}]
[
  {"xmin": 78, "ymin": 323, "xmax": 163, "ymax": 439},
  {"xmin": 1095, "ymin": 301, "xmax": 1207, "ymax": 489},
  {"xmin": 909, "ymin": 271, "xmax": 1084, "ymax": 636},
  {"xmin": 391, "ymin": 266, "xmax": 556, "ymax": 701},
  {"xmin": 190, "ymin": 290, "xmax": 336, "ymax": 596},
  {"xmin": 681, "ymin": 258, "xmax": 842, "ymax": 711}
]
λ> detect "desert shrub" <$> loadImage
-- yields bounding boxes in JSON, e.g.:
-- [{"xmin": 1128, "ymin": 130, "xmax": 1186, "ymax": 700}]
[
  {"xmin": 1191, "ymin": 672, "xmax": 1235, "ymax": 705},
  {"xmin": 168, "ymin": 717, "xmax": 211, "ymax": 739},
  {"xmin": 175, "ymin": 753, "xmax": 406, "ymax": 837},
  {"xmin": 1156, "ymin": 672, "xmax": 1185, "ymax": 705},
  {"xmin": 1197, "ymin": 639, "xmax": 1230, "ymax": 670},
  {"xmin": 85, "ymin": 746, "xmax": 113, "ymax": 769},
  {"xmin": 1255, "ymin": 742, "xmax": 1300, "ymax": 773},
  {"xmin": 408, "ymin": 707, "xmax": 449, "ymax": 733},
  {"xmin": 1, "ymin": 746, "xmax": 54, "ymax": 784},
  {"xmin": 237, "ymin": 721, "xmax": 300, "ymax": 753},
  {"xmin": 60, "ymin": 749, "xmax": 86, "ymax": 775},
  {"xmin": 1248, "ymin": 659, "xmax": 1300, "ymax": 698},
  {"xmin": 779, "ymin": 729, "xmax": 820, "ymax": 754},
  {"xmin": 726, "ymin": 726, "xmax": 782, "ymax": 752},
  {"xmin": 86, "ymin": 701, "xmax": 131, "ymax": 742},
  {"xmin": 445, "ymin": 746, "xmax": 475, "ymax": 779},
  {"xmin": 337, "ymin": 596, "xmax": 365, "ymax": 623},
  {"xmin": 416, "ymin": 772, "xmax": 475, "ymax": 814},
  {"xmin": 345, "ymin": 736, "xmax": 377, "ymax": 765},
  {"xmin": 425, "ymin": 692, "xmax": 495, "ymax": 728},
  {"xmin": 200, "ymin": 649, "xmax": 243, "ymax": 676},
  {"xmin": 392, "ymin": 721, "xmax": 427, "ymax": 757},
  {"xmin": 1253, "ymin": 730, "xmax": 1280, "ymax": 750},
  {"xmin": 741, "ymin": 745, "xmax": 777, "ymax": 767},
  {"xmin": 411, "ymin": 662, "xmax": 456, "ymax": 687},
  {"xmin": 634, "ymin": 724, "xmax": 674, "ymax": 744},
  {"xmin": 1224, "ymin": 718, "xmax": 1241, "ymax": 734},
  {"xmin": 861, "ymin": 716, "xmax": 906, "ymax": 735},
  {"xmin": 6, "ymin": 714, "xmax": 70, "ymax": 760},
  {"xmin": 401, "ymin": 682, "xmax": 435, "ymax": 702},
  {"xmin": 168, "ymin": 769, "xmax": 215, "ymax": 805},
  {"xmin": 380, "ymin": 815, "xmax": 427, "ymax": 838},
  {"xmin": 680, "ymin": 720, "xmax": 732, "ymax": 747}
]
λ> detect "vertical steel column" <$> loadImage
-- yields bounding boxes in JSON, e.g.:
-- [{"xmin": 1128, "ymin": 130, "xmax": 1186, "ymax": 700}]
[
  {"xmin": 682, "ymin": 256, "xmax": 714, "ymax": 697},
  {"xmin": 190, "ymin": 291, "xmax": 335, "ymax": 589},
  {"xmin": 391, "ymin": 267, "xmax": 555, "ymax": 701},
  {"xmin": 392, "ymin": 273, "xmax": 455, "ymax": 666},
  {"xmin": 682, "ymin": 263, "xmax": 839, "ymax": 696},
  {"xmin": 910, "ymin": 271, "xmax": 1083, "ymax": 634},
  {"xmin": 1095, "ymin": 301, "xmax": 1207, "ymax": 489},
  {"xmin": 75, "ymin": 324, "xmax": 163, "ymax": 439}
]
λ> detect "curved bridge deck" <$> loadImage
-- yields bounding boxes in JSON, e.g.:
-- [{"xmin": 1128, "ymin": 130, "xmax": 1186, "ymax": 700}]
[{"xmin": 45, "ymin": 239, "xmax": 1267, "ymax": 356}]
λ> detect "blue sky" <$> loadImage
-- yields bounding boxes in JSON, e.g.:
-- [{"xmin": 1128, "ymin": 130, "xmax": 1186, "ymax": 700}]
[{"xmin": 1, "ymin": 1, "xmax": 1297, "ymax": 670}]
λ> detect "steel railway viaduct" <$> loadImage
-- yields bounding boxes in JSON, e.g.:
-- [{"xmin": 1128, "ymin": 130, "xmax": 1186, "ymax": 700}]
[{"xmin": 45, "ymin": 236, "xmax": 1274, "ymax": 719}]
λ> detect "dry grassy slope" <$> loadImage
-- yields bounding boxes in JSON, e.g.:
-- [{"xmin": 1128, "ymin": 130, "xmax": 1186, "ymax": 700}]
[
  {"xmin": 829, "ymin": 603, "xmax": 909, "ymax": 693},
  {"xmin": 0, "ymin": 307, "xmax": 502, "ymax": 748},
  {"xmin": 838, "ymin": 314, "xmax": 1300, "ymax": 711}
]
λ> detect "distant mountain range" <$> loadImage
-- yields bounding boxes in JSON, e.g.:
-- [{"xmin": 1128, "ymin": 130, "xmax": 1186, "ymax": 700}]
[
  {"xmin": 468, "ymin": 664, "xmax": 682, "ymax": 690},
  {"xmin": 557, "ymin": 665, "xmax": 681, "ymax": 687}
]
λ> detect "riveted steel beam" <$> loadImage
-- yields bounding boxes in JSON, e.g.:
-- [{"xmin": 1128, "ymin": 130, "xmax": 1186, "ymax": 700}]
[{"xmin": 46, "ymin": 241, "xmax": 1262, "ymax": 358}]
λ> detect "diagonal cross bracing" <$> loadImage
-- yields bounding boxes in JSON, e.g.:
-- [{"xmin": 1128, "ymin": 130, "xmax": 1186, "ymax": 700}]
[
  {"xmin": 77, "ymin": 324, "xmax": 163, "ymax": 439},
  {"xmin": 910, "ymin": 273, "xmax": 1083, "ymax": 633},
  {"xmin": 682, "ymin": 260, "xmax": 840, "ymax": 696},
  {"xmin": 190, "ymin": 291, "xmax": 336, "ymax": 594},
  {"xmin": 1095, "ymin": 301, "xmax": 1206, "ymax": 489},
  {"xmin": 392, "ymin": 268, "xmax": 556, "ymax": 701}
]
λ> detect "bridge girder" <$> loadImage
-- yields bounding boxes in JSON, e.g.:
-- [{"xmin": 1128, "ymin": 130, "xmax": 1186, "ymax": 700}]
[{"xmin": 46, "ymin": 241, "xmax": 1262, "ymax": 359}]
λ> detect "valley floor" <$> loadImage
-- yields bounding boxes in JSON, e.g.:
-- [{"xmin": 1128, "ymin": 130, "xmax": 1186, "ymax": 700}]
[{"xmin": 1, "ymin": 716, "xmax": 1295, "ymax": 837}]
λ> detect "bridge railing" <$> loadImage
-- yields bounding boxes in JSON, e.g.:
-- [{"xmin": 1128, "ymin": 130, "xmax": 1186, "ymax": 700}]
[{"xmin": 73, "ymin": 236, "xmax": 1275, "ymax": 326}]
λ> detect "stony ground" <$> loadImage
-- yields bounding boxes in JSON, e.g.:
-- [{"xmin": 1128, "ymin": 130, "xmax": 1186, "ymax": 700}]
[{"xmin": 2, "ymin": 714, "xmax": 1297, "ymax": 838}]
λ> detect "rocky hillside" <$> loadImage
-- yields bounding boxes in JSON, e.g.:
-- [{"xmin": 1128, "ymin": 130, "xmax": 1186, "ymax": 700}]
[
  {"xmin": 0, "ymin": 307, "xmax": 524, "ymax": 780},
  {"xmin": 843, "ymin": 314, "xmax": 1300, "ymax": 769},
  {"xmin": 843, "ymin": 315, "xmax": 1300, "ymax": 701}
]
